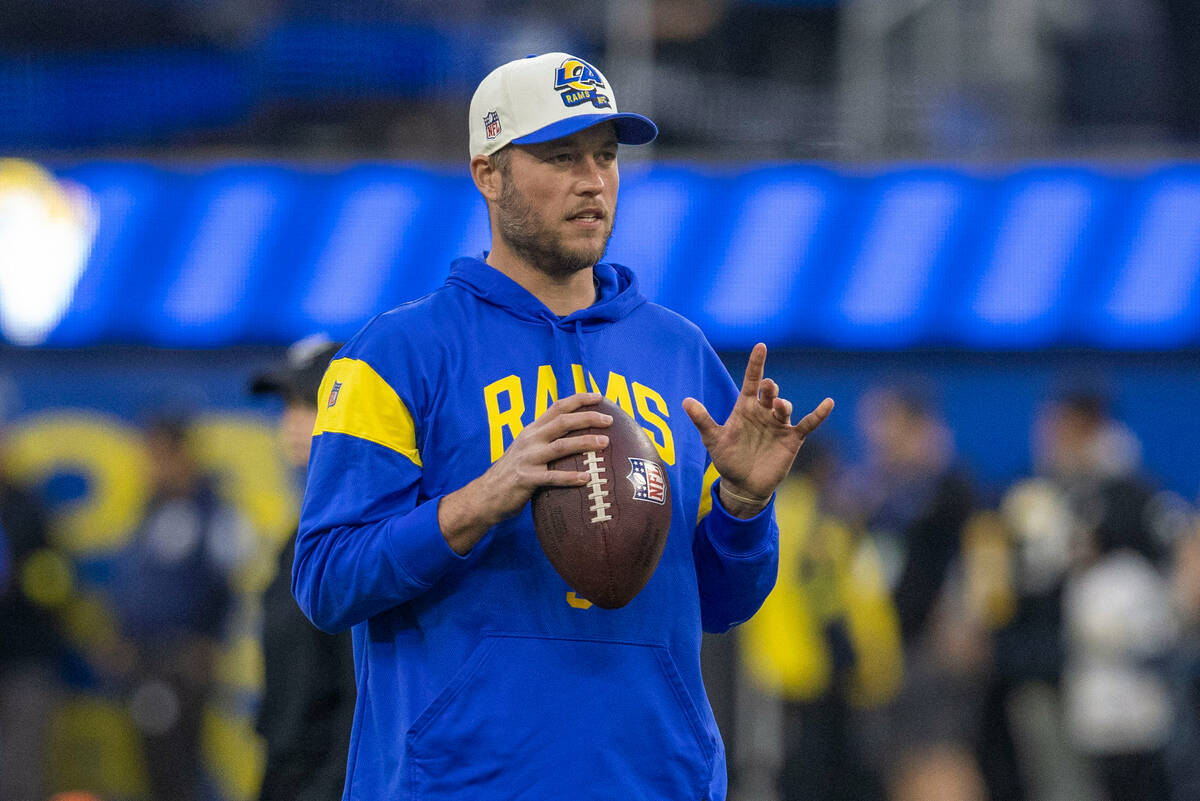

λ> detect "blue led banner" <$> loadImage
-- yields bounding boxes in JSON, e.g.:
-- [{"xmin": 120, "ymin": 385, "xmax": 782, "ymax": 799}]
[{"xmin": 3, "ymin": 159, "xmax": 1198, "ymax": 349}]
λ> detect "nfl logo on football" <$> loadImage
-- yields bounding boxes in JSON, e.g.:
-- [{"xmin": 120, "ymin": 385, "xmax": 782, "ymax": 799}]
[
  {"xmin": 627, "ymin": 458, "xmax": 666, "ymax": 505},
  {"xmin": 483, "ymin": 110, "xmax": 501, "ymax": 140}
]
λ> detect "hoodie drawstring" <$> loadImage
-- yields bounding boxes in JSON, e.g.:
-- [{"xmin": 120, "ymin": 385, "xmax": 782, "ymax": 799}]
[{"xmin": 573, "ymin": 319, "xmax": 591, "ymax": 396}]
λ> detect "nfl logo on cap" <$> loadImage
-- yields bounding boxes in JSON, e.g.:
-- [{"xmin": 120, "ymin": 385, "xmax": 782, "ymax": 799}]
[{"xmin": 483, "ymin": 110, "xmax": 501, "ymax": 140}]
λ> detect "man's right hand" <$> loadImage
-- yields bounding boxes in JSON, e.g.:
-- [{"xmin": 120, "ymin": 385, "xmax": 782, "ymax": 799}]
[{"xmin": 437, "ymin": 392, "xmax": 613, "ymax": 555}]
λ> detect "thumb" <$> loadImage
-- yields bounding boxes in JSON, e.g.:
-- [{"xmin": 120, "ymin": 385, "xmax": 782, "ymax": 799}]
[{"xmin": 682, "ymin": 397, "xmax": 720, "ymax": 444}]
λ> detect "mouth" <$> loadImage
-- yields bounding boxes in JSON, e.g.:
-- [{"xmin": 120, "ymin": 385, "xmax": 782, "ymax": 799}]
[{"xmin": 567, "ymin": 208, "xmax": 606, "ymax": 227}]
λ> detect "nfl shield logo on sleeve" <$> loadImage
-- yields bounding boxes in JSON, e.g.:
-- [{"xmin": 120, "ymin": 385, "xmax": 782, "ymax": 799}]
[
  {"xmin": 484, "ymin": 110, "xmax": 502, "ymax": 140},
  {"xmin": 627, "ymin": 458, "xmax": 667, "ymax": 505}
]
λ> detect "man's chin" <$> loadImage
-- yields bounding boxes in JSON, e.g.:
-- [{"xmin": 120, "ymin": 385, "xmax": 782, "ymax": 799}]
[
  {"xmin": 500, "ymin": 228, "xmax": 610, "ymax": 277},
  {"xmin": 535, "ymin": 237, "xmax": 607, "ymax": 276},
  {"xmin": 561, "ymin": 236, "xmax": 610, "ymax": 268},
  {"xmin": 542, "ymin": 254, "xmax": 599, "ymax": 277},
  {"xmin": 564, "ymin": 248, "xmax": 607, "ymax": 273}
]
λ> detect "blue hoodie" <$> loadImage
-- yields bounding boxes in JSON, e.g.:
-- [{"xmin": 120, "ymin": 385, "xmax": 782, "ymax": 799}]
[{"xmin": 295, "ymin": 257, "xmax": 779, "ymax": 800}]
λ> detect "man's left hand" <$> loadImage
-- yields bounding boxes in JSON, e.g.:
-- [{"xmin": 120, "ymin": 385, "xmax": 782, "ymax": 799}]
[{"xmin": 683, "ymin": 343, "xmax": 833, "ymax": 518}]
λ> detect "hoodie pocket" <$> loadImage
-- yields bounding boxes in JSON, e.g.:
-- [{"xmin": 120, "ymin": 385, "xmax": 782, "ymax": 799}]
[{"xmin": 406, "ymin": 633, "xmax": 716, "ymax": 800}]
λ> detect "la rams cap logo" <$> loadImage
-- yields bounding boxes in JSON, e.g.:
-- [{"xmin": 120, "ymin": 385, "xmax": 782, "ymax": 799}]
[
  {"xmin": 553, "ymin": 58, "xmax": 611, "ymax": 109},
  {"xmin": 483, "ymin": 110, "xmax": 501, "ymax": 140},
  {"xmin": 627, "ymin": 458, "xmax": 667, "ymax": 505}
]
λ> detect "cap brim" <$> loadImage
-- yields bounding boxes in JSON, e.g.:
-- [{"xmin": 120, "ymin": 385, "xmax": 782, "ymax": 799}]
[{"xmin": 511, "ymin": 113, "xmax": 658, "ymax": 147}]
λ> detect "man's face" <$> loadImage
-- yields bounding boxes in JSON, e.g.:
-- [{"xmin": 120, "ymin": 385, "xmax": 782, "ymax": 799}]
[
  {"xmin": 1035, "ymin": 402, "xmax": 1099, "ymax": 476},
  {"xmin": 280, "ymin": 401, "xmax": 318, "ymax": 470},
  {"xmin": 494, "ymin": 123, "xmax": 619, "ymax": 277},
  {"xmin": 145, "ymin": 430, "xmax": 198, "ymax": 496},
  {"xmin": 858, "ymin": 393, "xmax": 909, "ymax": 465}
]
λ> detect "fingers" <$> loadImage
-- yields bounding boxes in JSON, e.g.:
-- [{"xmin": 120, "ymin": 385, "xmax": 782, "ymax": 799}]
[
  {"xmin": 545, "ymin": 392, "xmax": 603, "ymax": 416},
  {"xmin": 540, "ymin": 469, "xmax": 595, "ymax": 487},
  {"xmin": 544, "ymin": 432, "xmax": 609, "ymax": 461},
  {"xmin": 758, "ymin": 378, "xmax": 779, "ymax": 410},
  {"xmin": 538, "ymin": 431, "xmax": 612, "ymax": 488},
  {"xmin": 509, "ymin": 429, "xmax": 611, "ymax": 492},
  {"xmin": 682, "ymin": 397, "xmax": 720, "ymax": 441},
  {"xmin": 793, "ymin": 397, "xmax": 835, "ymax": 436},
  {"xmin": 529, "ymin": 393, "xmax": 612, "ymax": 441},
  {"xmin": 773, "ymin": 396, "xmax": 793, "ymax": 424},
  {"xmin": 540, "ymin": 409, "xmax": 613, "ymax": 441},
  {"xmin": 739, "ymin": 343, "xmax": 767, "ymax": 398}
]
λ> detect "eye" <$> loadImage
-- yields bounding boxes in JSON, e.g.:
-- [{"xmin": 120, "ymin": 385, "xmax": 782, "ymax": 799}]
[
  {"xmin": 597, "ymin": 149, "xmax": 618, "ymax": 165},
  {"xmin": 552, "ymin": 152, "xmax": 576, "ymax": 165}
]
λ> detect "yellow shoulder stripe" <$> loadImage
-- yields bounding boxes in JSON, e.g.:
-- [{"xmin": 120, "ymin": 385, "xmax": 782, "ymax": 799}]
[
  {"xmin": 696, "ymin": 462, "xmax": 721, "ymax": 524},
  {"xmin": 313, "ymin": 358, "xmax": 422, "ymax": 467}
]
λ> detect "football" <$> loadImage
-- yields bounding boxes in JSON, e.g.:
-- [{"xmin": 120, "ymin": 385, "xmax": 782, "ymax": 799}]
[{"xmin": 531, "ymin": 398, "xmax": 672, "ymax": 609}]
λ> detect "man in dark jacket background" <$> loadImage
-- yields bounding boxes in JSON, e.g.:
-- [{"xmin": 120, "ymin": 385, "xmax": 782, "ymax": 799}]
[
  {"xmin": 250, "ymin": 335, "xmax": 355, "ymax": 801},
  {"xmin": 0, "ymin": 459, "xmax": 61, "ymax": 801}
]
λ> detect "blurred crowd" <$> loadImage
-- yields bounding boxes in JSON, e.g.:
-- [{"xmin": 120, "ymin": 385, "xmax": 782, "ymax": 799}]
[
  {"xmin": 2, "ymin": 0, "xmax": 1198, "ymax": 158},
  {"xmin": 2, "ymin": 365, "xmax": 1199, "ymax": 801},
  {"xmin": 1, "ymin": 412, "xmax": 254, "ymax": 801},
  {"xmin": 731, "ymin": 383, "xmax": 1200, "ymax": 801},
  {"xmin": 3, "ymin": 1, "xmax": 1200, "ymax": 800}
]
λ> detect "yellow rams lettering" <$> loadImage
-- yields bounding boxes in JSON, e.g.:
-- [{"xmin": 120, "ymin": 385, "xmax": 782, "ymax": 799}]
[
  {"xmin": 601, "ymin": 371, "xmax": 636, "ymax": 419},
  {"xmin": 483, "ymin": 365, "xmax": 676, "ymax": 465},
  {"xmin": 571, "ymin": 364, "xmax": 589, "ymax": 395},
  {"xmin": 633, "ymin": 382, "xmax": 675, "ymax": 465},
  {"xmin": 484, "ymin": 374, "xmax": 525, "ymax": 463},
  {"xmin": 534, "ymin": 365, "xmax": 559, "ymax": 418}
]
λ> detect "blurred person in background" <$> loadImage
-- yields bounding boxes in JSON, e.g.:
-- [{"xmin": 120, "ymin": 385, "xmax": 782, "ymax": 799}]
[
  {"xmin": 1168, "ymin": 519, "xmax": 1200, "ymax": 801},
  {"xmin": 0, "ymin": 521, "xmax": 8, "ymax": 589},
  {"xmin": 834, "ymin": 384, "xmax": 986, "ymax": 801},
  {"xmin": 1158, "ymin": 0, "xmax": 1200, "ymax": 140},
  {"xmin": 1000, "ymin": 390, "xmax": 1176, "ymax": 801},
  {"xmin": 106, "ymin": 414, "xmax": 251, "ymax": 801},
  {"xmin": 1046, "ymin": 393, "xmax": 1174, "ymax": 801},
  {"xmin": 0, "ymin": 416, "xmax": 63, "ymax": 801},
  {"xmin": 740, "ymin": 441, "xmax": 901, "ymax": 801},
  {"xmin": 249, "ymin": 335, "xmax": 355, "ymax": 801}
]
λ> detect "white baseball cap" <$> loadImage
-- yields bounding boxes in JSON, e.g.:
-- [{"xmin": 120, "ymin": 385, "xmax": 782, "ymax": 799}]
[{"xmin": 469, "ymin": 52, "xmax": 658, "ymax": 158}]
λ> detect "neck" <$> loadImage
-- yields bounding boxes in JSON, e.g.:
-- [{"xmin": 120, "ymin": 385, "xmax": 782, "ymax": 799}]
[{"xmin": 485, "ymin": 241, "xmax": 596, "ymax": 317}]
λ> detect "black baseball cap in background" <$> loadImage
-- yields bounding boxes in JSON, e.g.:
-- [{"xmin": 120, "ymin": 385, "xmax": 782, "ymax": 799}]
[{"xmin": 249, "ymin": 334, "xmax": 343, "ymax": 408}]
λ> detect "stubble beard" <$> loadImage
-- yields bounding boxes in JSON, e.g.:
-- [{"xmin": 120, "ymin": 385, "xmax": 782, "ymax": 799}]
[{"xmin": 495, "ymin": 179, "xmax": 613, "ymax": 279}]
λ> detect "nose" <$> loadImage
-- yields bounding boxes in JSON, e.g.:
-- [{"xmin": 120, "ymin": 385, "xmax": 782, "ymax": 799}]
[{"xmin": 574, "ymin": 156, "xmax": 605, "ymax": 195}]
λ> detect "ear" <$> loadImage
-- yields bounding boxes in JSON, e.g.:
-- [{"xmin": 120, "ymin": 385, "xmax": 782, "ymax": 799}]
[{"xmin": 470, "ymin": 154, "xmax": 503, "ymax": 202}]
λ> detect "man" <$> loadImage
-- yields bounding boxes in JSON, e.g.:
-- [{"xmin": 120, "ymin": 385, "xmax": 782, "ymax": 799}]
[
  {"xmin": 836, "ymin": 386, "xmax": 984, "ymax": 801},
  {"xmin": 740, "ymin": 443, "xmax": 901, "ymax": 801},
  {"xmin": 1032, "ymin": 391, "xmax": 1172, "ymax": 801},
  {"xmin": 108, "ymin": 414, "xmax": 250, "ymax": 801},
  {"xmin": 294, "ymin": 52, "xmax": 833, "ymax": 800},
  {"xmin": 0, "ymin": 433, "xmax": 60, "ymax": 801},
  {"xmin": 249, "ymin": 335, "xmax": 356, "ymax": 801}
]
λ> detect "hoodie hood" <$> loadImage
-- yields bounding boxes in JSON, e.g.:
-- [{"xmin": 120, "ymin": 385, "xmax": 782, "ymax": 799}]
[{"xmin": 445, "ymin": 256, "xmax": 647, "ymax": 331}]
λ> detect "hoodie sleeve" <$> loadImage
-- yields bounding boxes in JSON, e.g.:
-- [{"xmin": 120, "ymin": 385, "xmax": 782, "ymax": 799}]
[
  {"xmin": 293, "ymin": 348, "xmax": 466, "ymax": 634},
  {"xmin": 693, "ymin": 472, "xmax": 780, "ymax": 633},
  {"xmin": 689, "ymin": 345, "xmax": 779, "ymax": 633}
]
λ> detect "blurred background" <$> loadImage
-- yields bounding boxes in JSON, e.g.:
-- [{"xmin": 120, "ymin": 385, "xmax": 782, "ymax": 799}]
[{"xmin": 1, "ymin": 0, "xmax": 1199, "ymax": 799}]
